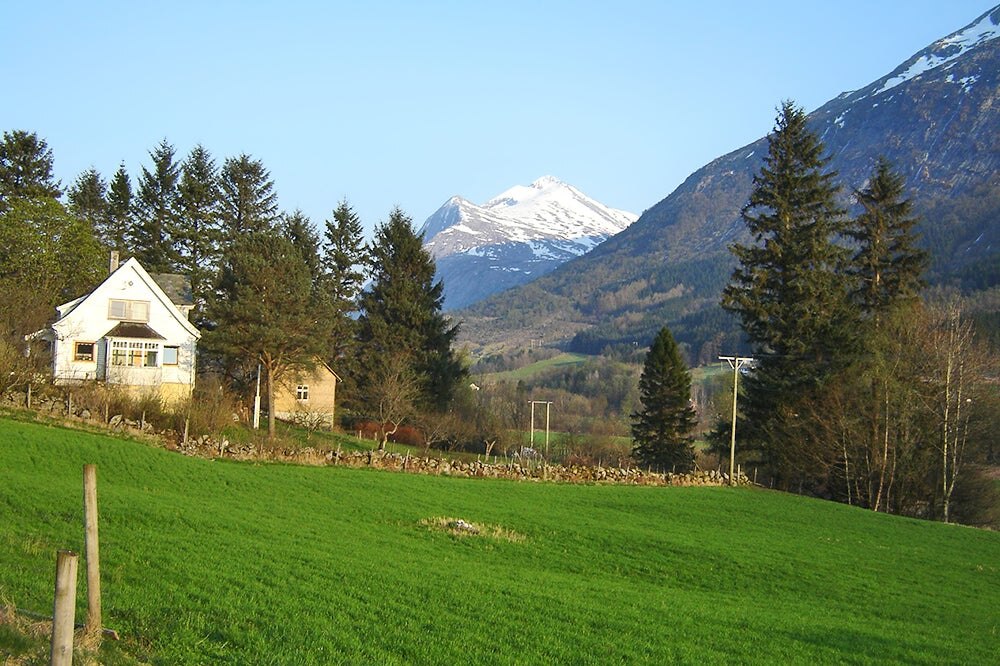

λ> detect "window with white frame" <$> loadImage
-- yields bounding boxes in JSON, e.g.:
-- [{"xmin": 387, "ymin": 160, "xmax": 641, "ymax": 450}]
[
  {"xmin": 110, "ymin": 340, "xmax": 159, "ymax": 367},
  {"xmin": 296, "ymin": 385, "xmax": 309, "ymax": 401},
  {"xmin": 163, "ymin": 346, "xmax": 179, "ymax": 365},
  {"xmin": 108, "ymin": 299, "xmax": 150, "ymax": 322},
  {"xmin": 74, "ymin": 341, "xmax": 95, "ymax": 362}
]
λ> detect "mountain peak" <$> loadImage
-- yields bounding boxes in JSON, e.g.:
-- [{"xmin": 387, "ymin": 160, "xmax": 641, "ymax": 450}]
[
  {"xmin": 871, "ymin": 6, "xmax": 1000, "ymax": 96},
  {"xmin": 421, "ymin": 177, "xmax": 637, "ymax": 309},
  {"xmin": 531, "ymin": 175, "xmax": 564, "ymax": 189}
]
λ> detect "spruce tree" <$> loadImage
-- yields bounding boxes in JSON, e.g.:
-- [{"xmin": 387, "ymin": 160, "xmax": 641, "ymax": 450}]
[
  {"xmin": 67, "ymin": 168, "xmax": 110, "ymax": 237},
  {"xmin": 631, "ymin": 326, "xmax": 697, "ymax": 472},
  {"xmin": 322, "ymin": 199, "xmax": 367, "ymax": 309},
  {"xmin": 721, "ymin": 101, "xmax": 853, "ymax": 482},
  {"xmin": 176, "ymin": 145, "xmax": 222, "ymax": 319},
  {"xmin": 0, "ymin": 130, "xmax": 61, "ymax": 210},
  {"xmin": 847, "ymin": 156, "xmax": 928, "ymax": 323},
  {"xmin": 321, "ymin": 199, "xmax": 367, "ymax": 378},
  {"xmin": 219, "ymin": 153, "xmax": 279, "ymax": 237},
  {"xmin": 283, "ymin": 210, "xmax": 323, "ymax": 284},
  {"xmin": 829, "ymin": 157, "xmax": 930, "ymax": 511},
  {"xmin": 357, "ymin": 207, "xmax": 464, "ymax": 412},
  {"xmin": 106, "ymin": 163, "xmax": 134, "ymax": 256},
  {"xmin": 134, "ymin": 139, "xmax": 181, "ymax": 272}
]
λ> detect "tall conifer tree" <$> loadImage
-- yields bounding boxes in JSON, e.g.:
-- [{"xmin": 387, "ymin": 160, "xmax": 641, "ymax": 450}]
[
  {"xmin": 321, "ymin": 199, "xmax": 367, "ymax": 378},
  {"xmin": 134, "ymin": 139, "xmax": 181, "ymax": 272},
  {"xmin": 67, "ymin": 168, "xmax": 110, "ymax": 237},
  {"xmin": 721, "ymin": 101, "xmax": 852, "ymax": 483},
  {"xmin": 631, "ymin": 326, "xmax": 697, "ymax": 472},
  {"xmin": 176, "ymin": 145, "xmax": 222, "ymax": 319},
  {"xmin": 219, "ymin": 153, "xmax": 278, "ymax": 237},
  {"xmin": 283, "ymin": 210, "xmax": 323, "ymax": 284},
  {"xmin": 0, "ymin": 130, "xmax": 61, "ymax": 210},
  {"xmin": 106, "ymin": 163, "xmax": 134, "ymax": 256},
  {"xmin": 357, "ymin": 207, "xmax": 464, "ymax": 411},
  {"xmin": 322, "ymin": 199, "xmax": 367, "ymax": 309},
  {"xmin": 825, "ymin": 157, "xmax": 930, "ymax": 511},
  {"xmin": 847, "ymin": 156, "xmax": 928, "ymax": 323}
]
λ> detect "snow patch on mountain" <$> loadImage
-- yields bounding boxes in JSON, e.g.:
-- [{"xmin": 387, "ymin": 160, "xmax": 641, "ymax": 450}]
[{"xmin": 874, "ymin": 7, "xmax": 999, "ymax": 95}]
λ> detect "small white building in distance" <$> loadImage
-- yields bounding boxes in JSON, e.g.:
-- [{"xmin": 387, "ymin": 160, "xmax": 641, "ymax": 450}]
[{"xmin": 35, "ymin": 255, "xmax": 201, "ymax": 403}]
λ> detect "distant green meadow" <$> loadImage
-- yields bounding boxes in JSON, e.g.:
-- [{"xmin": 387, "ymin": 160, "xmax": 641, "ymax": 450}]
[
  {"xmin": 1, "ymin": 416, "xmax": 998, "ymax": 664},
  {"xmin": 478, "ymin": 352, "xmax": 590, "ymax": 382}
]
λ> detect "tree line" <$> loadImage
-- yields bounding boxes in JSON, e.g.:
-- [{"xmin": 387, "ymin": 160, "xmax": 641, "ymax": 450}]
[
  {"xmin": 0, "ymin": 130, "xmax": 465, "ymax": 439},
  {"xmin": 628, "ymin": 102, "xmax": 997, "ymax": 525},
  {"xmin": 715, "ymin": 102, "xmax": 996, "ymax": 523}
]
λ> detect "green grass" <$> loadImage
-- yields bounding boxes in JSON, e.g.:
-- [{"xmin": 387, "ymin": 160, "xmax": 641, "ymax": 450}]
[
  {"xmin": 1, "ymin": 417, "xmax": 998, "ymax": 664},
  {"xmin": 691, "ymin": 363, "xmax": 731, "ymax": 383},
  {"xmin": 479, "ymin": 352, "xmax": 590, "ymax": 382}
]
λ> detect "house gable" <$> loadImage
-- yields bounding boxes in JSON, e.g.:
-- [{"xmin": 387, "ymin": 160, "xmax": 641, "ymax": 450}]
[{"xmin": 49, "ymin": 257, "xmax": 200, "ymax": 399}]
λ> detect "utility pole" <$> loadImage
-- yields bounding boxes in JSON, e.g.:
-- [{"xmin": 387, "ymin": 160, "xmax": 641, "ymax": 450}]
[
  {"xmin": 529, "ymin": 400, "xmax": 534, "ymax": 450},
  {"xmin": 252, "ymin": 363, "xmax": 262, "ymax": 430},
  {"xmin": 529, "ymin": 400, "xmax": 553, "ymax": 479},
  {"xmin": 720, "ymin": 355, "xmax": 753, "ymax": 486}
]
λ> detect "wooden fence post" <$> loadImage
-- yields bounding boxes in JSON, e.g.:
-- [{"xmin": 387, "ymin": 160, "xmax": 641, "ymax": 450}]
[
  {"xmin": 50, "ymin": 550, "xmax": 78, "ymax": 666},
  {"xmin": 83, "ymin": 464, "xmax": 102, "ymax": 638}
]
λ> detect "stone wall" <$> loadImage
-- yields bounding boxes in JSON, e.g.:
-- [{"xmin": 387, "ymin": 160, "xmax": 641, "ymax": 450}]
[
  {"xmin": 4, "ymin": 390, "xmax": 750, "ymax": 488},
  {"xmin": 174, "ymin": 436, "xmax": 749, "ymax": 487}
]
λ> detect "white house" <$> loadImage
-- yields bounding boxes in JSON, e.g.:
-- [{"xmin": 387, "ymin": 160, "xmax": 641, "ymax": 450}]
[{"xmin": 36, "ymin": 256, "xmax": 201, "ymax": 402}]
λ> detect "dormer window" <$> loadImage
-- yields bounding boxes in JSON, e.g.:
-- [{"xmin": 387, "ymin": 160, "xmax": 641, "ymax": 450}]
[{"xmin": 109, "ymin": 299, "xmax": 150, "ymax": 322}]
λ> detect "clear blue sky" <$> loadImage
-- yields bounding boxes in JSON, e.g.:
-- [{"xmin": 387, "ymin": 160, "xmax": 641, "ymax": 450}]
[{"xmin": 3, "ymin": 1, "xmax": 995, "ymax": 238}]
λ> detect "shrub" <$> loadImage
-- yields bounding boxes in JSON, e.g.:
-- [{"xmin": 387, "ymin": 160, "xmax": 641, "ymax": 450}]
[{"xmin": 167, "ymin": 378, "xmax": 239, "ymax": 439}]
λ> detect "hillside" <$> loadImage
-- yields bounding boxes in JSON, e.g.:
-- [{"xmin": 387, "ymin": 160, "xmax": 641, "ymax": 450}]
[
  {"xmin": 421, "ymin": 176, "xmax": 636, "ymax": 310},
  {"xmin": 457, "ymin": 6, "xmax": 1000, "ymax": 356},
  {"xmin": 2, "ymin": 417, "xmax": 998, "ymax": 663}
]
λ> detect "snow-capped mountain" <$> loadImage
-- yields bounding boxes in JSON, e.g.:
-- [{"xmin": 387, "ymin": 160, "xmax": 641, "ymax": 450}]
[
  {"xmin": 458, "ymin": 4, "xmax": 1000, "ymax": 353},
  {"xmin": 421, "ymin": 176, "xmax": 636, "ymax": 309}
]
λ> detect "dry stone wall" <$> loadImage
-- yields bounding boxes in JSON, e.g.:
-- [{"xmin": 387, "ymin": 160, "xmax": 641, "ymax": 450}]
[
  {"xmin": 174, "ymin": 437, "xmax": 749, "ymax": 487},
  {"xmin": 5, "ymin": 390, "xmax": 749, "ymax": 487}
]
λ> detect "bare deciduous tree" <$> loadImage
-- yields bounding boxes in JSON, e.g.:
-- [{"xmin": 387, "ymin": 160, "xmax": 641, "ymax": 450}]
[
  {"xmin": 924, "ymin": 300, "xmax": 978, "ymax": 524},
  {"xmin": 369, "ymin": 353, "xmax": 419, "ymax": 451}
]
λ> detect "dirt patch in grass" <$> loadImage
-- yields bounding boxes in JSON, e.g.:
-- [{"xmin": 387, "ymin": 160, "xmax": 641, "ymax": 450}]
[{"xmin": 419, "ymin": 517, "xmax": 527, "ymax": 543}]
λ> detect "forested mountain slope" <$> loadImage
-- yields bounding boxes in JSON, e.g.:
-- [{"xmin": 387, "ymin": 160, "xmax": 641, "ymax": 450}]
[{"xmin": 458, "ymin": 5, "xmax": 1000, "ymax": 358}]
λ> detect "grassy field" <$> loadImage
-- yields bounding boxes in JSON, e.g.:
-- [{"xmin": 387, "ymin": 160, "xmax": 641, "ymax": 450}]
[
  {"xmin": 478, "ymin": 352, "xmax": 590, "ymax": 382},
  {"xmin": 1, "ymin": 416, "xmax": 998, "ymax": 664},
  {"xmin": 481, "ymin": 352, "xmax": 730, "ymax": 386},
  {"xmin": 691, "ymin": 363, "xmax": 731, "ymax": 383}
]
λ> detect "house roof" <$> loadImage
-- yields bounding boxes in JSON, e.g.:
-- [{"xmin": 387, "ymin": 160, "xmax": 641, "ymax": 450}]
[
  {"xmin": 150, "ymin": 273, "xmax": 194, "ymax": 306},
  {"xmin": 320, "ymin": 361, "xmax": 343, "ymax": 382},
  {"xmin": 53, "ymin": 257, "xmax": 201, "ymax": 340},
  {"xmin": 104, "ymin": 322, "xmax": 166, "ymax": 340}
]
